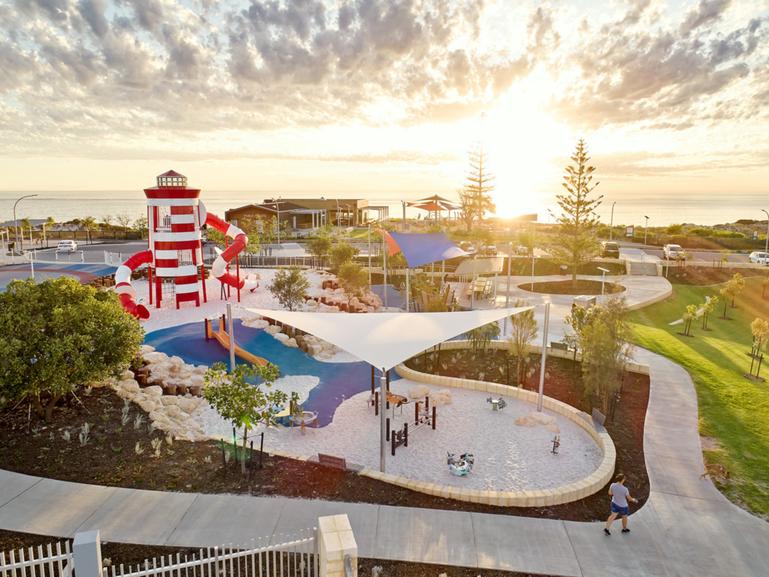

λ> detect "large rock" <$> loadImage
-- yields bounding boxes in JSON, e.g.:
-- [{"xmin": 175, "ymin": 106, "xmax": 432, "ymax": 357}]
[
  {"xmin": 144, "ymin": 385, "xmax": 163, "ymax": 398},
  {"xmin": 143, "ymin": 352, "xmax": 168, "ymax": 364},
  {"xmin": 160, "ymin": 396, "xmax": 180, "ymax": 406},
  {"xmin": 409, "ymin": 385, "xmax": 430, "ymax": 399},
  {"xmin": 284, "ymin": 337, "xmax": 299, "ymax": 348},
  {"xmin": 264, "ymin": 325, "xmax": 282, "ymax": 335},
  {"xmin": 430, "ymin": 389, "xmax": 453, "ymax": 406},
  {"xmin": 273, "ymin": 332, "xmax": 289, "ymax": 343},
  {"xmin": 140, "ymin": 344, "xmax": 156, "ymax": 355}
]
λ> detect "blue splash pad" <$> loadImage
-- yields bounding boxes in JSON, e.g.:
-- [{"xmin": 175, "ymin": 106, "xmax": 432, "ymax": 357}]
[{"xmin": 144, "ymin": 320, "xmax": 400, "ymax": 427}]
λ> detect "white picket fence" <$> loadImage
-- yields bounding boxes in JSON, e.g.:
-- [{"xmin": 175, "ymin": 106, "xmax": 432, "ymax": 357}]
[
  {"xmin": 0, "ymin": 540, "xmax": 72, "ymax": 577},
  {"xmin": 108, "ymin": 530, "xmax": 318, "ymax": 577},
  {"xmin": 0, "ymin": 515, "xmax": 357, "ymax": 577}
]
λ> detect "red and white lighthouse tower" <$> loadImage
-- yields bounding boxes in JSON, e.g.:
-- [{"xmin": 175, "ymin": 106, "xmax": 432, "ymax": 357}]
[{"xmin": 115, "ymin": 171, "xmax": 249, "ymax": 319}]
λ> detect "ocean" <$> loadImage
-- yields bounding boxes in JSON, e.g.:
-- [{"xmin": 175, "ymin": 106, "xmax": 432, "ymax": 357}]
[{"xmin": 1, "ymin": 190, "xmax": 766, "ymax": 228}]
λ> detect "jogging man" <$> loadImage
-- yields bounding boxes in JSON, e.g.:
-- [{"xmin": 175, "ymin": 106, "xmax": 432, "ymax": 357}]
[{"xmin": 604, "ymin": 473, "xmax": 638, "ymax": 535}]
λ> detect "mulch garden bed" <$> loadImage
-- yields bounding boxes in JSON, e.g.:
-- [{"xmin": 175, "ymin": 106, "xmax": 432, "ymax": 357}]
[
  {"xmin": 0, "ymin": 529, "xmax": 559, "ymax": 577},
  {"xmin": 0, "ymin": 352, "xmax": 648, "ymax": 523},
  {"xmin": 664, "ymin": 265, "xmax": 768, "ymax": 285},
  {"xmin": 518, "ymin": 279, "xmax": 625, "ymax": 296}
]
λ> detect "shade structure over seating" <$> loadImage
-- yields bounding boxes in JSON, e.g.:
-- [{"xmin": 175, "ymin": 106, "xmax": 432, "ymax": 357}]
[
  {"xmin": 246, "ymin": 307, "xmax": 531, "ymax": 371},
  {"xmin": 407, "ymin": 194, "xmax": 461, "ymax": 220},
  {"xmin": 247, "ymin": 306, "xmax": 533, "ymax": 473},
  {"xmin": 385, "ymin": 232, "xmax": 467, "ymax": 268}
]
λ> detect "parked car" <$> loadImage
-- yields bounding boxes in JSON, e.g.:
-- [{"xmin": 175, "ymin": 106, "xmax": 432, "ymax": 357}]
[
  {"xmin": 480, "ymin": 244, "xmax": 497, "ymax": 256},
  {"xmin": 600, "ymin": 241, "xmax": 620, "ymax": 258},
  {"xmin": 459, "ymin": 241, "xmax": 476, "ymax": 254},
  {"xmin": 749, "ymin": 251, "xmax": 769, "ymax": 265},
  {"xmin": 514, "ymin": 245, "xmax": 530, "ymax": 256},
  {"xmin": 56, "ymin": 240, "xmax": 78, "ymax": 254},
  {"xmin": 663, "ymin": 244, "xmax": 685, "ymax": 260}
]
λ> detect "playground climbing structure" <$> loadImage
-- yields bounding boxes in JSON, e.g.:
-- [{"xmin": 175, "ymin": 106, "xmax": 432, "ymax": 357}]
[{"xmin": 115, "ymin": 170, "xmax": 253, "ymax": 318}]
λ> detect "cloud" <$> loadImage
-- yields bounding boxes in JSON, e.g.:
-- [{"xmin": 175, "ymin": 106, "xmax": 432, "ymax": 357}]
[
  {"xmin": 551, "ymin": 2, "xmax": 767, "ymax": 128},
  {"xmin": 0, "ymin": 0, "xmax": 766, "ymax": 161}
]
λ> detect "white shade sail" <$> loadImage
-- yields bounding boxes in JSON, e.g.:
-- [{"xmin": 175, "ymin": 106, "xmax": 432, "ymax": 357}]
[{"xmin": 246, "ymin": 307, "xmax": 533, "ymax": 370}]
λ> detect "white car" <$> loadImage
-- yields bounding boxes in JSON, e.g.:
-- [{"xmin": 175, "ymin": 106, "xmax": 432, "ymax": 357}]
[
  {"xmin": 663, "ymin": 244, "xmax": 685, "ymax": 260},
  {"xmin": 56, "ymin": 240, "xmax": 78, "ymax": 254},
  {"xmin": 749, "ymin": 251, "xmax": 769, "ymax": 265}
]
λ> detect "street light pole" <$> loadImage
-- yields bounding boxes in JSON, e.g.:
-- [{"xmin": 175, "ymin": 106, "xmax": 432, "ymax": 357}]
[
  {"xmin": 643, "ymin": 215, "xmax": 649, "ymax": 245},
  {"xmin": 762, "ymin": 209, "xmax": 769, "ymax": 255},
  {"xmin": 609, "ymin": 201, "xmax": 616, "ymax": 241},
  {"xmin": 13, "ymin": 194, "xmax": 38, "ymax": 253}
]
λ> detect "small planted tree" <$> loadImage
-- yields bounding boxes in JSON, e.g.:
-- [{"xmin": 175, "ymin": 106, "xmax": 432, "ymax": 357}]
[
  {"xmin": 507, "ymin": 301, "xmax": 537, "ymax": 386},
  {"xmin": 730, "ymin": 273, "xmax": 745, "ymax": 308},
  {"xmin": 701, "ymin": 296, "xmax": 718, "ymax": 330},
  {"xmin": 682, "ymin": 303, "xmax": 698, "ymax": 336},
  {"xmin": 203, "ymin": 361, "xmax": 285, "ymax": 474},
  {"xmin": 81, "ymin": 216, "xmax": 98, "ymax": 244},
  {"xmin": 306, "ymin": 233, "xmax": 332, "ymax": 268},
  {"xmin": 748, "ymin": 318, "xmax": 769, "ymax": 379},
  {"xmin": 116, "ymin": 213, "xmax": 132, "ymax": 239},
  {"xmin": 329, "ymin": 241, "xmax": 359, "ymax": 271},
  {"xmin": 0, "ymin": 278, "xmax": 144, "ymax": 419},
  {"xmin": 269, "ymin": 267, "xmax": 309, "ymax": 311},
  {"xmin": 338, "ymin": 262, "xmax": 368, "ymax": 306},
  {"xmin": 465, "ymin": 321, "xmax": 501, "ymax": 356},
  {"xmin": 564, "ymin": 304, "xmax": 589, "ymax": 364},
  {"xmin": 579, "ymin": 298, "xmax": 631, "ymax": 415}
]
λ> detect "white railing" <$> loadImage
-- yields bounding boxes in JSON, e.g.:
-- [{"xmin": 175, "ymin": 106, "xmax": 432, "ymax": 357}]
[
  {"xmin": 107, "ymin": 530, "xmax": 317, "ymax": 577},
  {"xmin": 0, "ymin": 513, "xmax": 356, "ymax": 577},
  {"xmin": 0, "ymin": 540, "xmax": 72, "ymax": 577}
]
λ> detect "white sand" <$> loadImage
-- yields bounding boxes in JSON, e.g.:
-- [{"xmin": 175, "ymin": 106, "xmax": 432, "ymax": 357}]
[
  {"xmin": 271, "ymin": 375, "xmax": 320, "ymax": 405},
  {"xmin": 195, "ymin": 378, "xmax": 603, "ymax": 492}
]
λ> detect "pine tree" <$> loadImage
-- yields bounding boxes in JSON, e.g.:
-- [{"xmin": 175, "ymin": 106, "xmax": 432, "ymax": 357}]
[
  {"xmin": 461, "ymin": 145, "xmax": 496, "ymax": 230},
  {"xmin": 549, "ymin": 139, "xmax": 603, "ymax": 283}
]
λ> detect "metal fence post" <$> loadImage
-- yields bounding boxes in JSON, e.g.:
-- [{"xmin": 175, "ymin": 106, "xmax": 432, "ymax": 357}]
[{"xmin": 73, "ymin": 530, "xmax": 103, "ymax": 577}]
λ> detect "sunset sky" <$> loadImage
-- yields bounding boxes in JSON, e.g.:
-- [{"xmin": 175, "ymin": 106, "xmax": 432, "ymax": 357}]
[{"xmin": 1, "ymin": 0, "xmax": 768, "ymax": 219}]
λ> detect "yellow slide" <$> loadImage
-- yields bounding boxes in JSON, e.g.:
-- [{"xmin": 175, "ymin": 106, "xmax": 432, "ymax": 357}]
[{"xmin": 205, "ymin": 316, "xmax": 269, "ymax": 367}]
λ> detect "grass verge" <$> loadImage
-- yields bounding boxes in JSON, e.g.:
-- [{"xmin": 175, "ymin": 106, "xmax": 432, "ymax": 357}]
[{"xmin": 628, "ymin": 276, "xmax": 769, "ymax": 517}]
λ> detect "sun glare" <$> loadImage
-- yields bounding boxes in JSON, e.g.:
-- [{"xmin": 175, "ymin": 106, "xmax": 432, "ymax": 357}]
[{"xmin": 481, "ymin": 74, "xmax": 571, "ymax": 219}]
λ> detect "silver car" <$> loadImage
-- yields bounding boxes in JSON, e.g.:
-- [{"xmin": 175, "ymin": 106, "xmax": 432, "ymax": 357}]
[{"xmin": 749, "ymin": 251, "xmax": 769, "ymax": 265}]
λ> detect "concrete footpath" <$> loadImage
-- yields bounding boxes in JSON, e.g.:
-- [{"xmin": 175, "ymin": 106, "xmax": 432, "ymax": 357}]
[{"xmin": 2, "ymin": 314, "xmax": 769, "ymax": 576}]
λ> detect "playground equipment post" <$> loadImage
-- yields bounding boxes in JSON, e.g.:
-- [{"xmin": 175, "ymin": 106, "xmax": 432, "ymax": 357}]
[{"xmin": 227, "ymin": 302, "xmax": 236, "ymax": 372}]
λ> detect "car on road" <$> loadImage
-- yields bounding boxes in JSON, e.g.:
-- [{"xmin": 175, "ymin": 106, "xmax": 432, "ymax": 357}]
[
  {"xmin": 55, "ymin": 240, "xmax": 78, "ymax": 254},
  {"xmin": 663, "ymin": 244, "xmax": 686, "ymax": 260},
  {"xmin": 600, "ymin": 241, "xmax": 620, "ymax": 258},
  {"xmin": 749, "ymin": 251, "xmax": 769, "ymax": 265}
]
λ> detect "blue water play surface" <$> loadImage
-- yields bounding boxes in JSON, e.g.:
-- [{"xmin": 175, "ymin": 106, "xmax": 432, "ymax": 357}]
[
  {"xmin": 144, "ymin": 319, "xmax": 399, "ymax": 427},
  {"xmin": 0, "ymin": 262, "xmax": 118, "ymax": 292}
]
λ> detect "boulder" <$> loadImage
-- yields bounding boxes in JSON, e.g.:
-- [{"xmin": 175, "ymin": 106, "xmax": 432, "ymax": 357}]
[
  {"xmin": 143, "ymin": 352, "xmax": 168, "ymax": 364},
  {"xmin": 120, "ymin": 369, "xmax": 134, "ymax": 380},
  {"xmin": 144, "ymin": 385, "xmax": 163, "ymax": 398},
  {"xmin": 430, "ymin": 390, "xmax": 453, "ymax": 406},
  {"xmin": 160, "ymin": 396, "xmax": 180, "ymax": 406},
  {"xmin": 140, "ymin": 344, "xmax": 155, "ymax": 355},
  {"xmin": 273, "ymin": 332, "xmax": 289, "ymax": 343},
  {"xmin": 284, "ymin": 337, "xmax": 299, "ymax": 348},
  {"xmin": 265, "ymin": 325, "xmax": 282, "ymax": 335},
  {"xmin": 408, "ymin": 385, "xmax": 430, "ymax": 399}
]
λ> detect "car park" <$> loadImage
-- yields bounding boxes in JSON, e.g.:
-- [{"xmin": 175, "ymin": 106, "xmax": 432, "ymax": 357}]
[
  {"xmin": 55, "ymin": 240, "xmax": 78, "ymax": 254},
  {"xmin": 663, "ymin": 244, "xmax": 685, "ymax": 260},
  {"xmin": 749, "ymin": 251, "xmax": 769, "ymax": 265},
  {"xmin": 600, "ymin": 241, "xmax": 620, "ymax": 258}
]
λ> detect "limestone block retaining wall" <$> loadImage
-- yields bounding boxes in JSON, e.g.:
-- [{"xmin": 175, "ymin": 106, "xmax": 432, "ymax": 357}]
[{"xmin": 355, "ymin": 339, "xmax": 651, "ymax": 507}]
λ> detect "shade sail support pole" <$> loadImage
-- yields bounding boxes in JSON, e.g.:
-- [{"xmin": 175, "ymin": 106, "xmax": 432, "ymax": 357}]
[
  {"xmin": 537, "ymin": 302, "xmax": 550, "ymax": 412},
  {"xmin": 379, "ymin": 368, "xmax": 387, "ymax": 473}
]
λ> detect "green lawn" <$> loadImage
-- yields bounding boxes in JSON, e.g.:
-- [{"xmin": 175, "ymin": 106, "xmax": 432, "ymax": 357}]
[{"xmin": 628, "ymin": 277, "xmax": 769, "ymax": 517}]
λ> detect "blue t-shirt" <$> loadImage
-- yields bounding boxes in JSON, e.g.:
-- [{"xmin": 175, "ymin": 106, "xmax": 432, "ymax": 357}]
[{"xmin": 610, "ymin": 482, "xmax": 630, "ymax": 507}]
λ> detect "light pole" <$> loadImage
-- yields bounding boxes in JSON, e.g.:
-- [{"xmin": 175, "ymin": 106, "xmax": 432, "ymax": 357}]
[
  {"xmin": 503, "ymin": 241, "xmax": 512, "ymax": 335},
  {"xmin": 609, "ymin": 201, "xmax": 616, "ymax": 240},
  {"xmin": 643, "ymin": 215, "xmax": 649, "ymax": 245},
  {"xmin": 13, "ymin": 194, "xmax": 38, "ymax": 253},
  {"xmin": 762, "ymin": 209, "xmax": 769, "ymax": 256}
]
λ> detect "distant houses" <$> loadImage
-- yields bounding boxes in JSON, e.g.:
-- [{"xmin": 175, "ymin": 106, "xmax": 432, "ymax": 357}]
[{"xmin": 224, "ymin": 198, "xmax": 379, "ymax": 233}]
